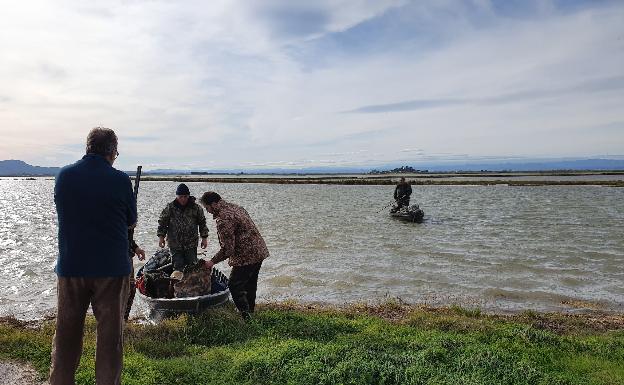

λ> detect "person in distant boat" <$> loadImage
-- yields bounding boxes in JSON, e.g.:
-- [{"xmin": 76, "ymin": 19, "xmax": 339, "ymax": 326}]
[
  {"xmin": 200, "ymin": 191, "xmax": 269, "ymax": 321},
  {"xmin": 51, "ymin": 127, "xmax": 136, "ymax": 385},
  {"xmin": 392, "ymin": 177, "xmax": 412, "ymax": 212},
  {"xmin": 157, "ymin": 183, "xmax": 209, "ymax": 273},
  {"xmin": 124, "ymin": 229, "xmax": 145, "ymax": 321}
]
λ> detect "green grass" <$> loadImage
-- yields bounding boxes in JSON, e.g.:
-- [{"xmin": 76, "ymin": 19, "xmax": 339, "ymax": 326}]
[{"xmin": 1, "ymin": 304, "xmax": 623, "ymax": 385}]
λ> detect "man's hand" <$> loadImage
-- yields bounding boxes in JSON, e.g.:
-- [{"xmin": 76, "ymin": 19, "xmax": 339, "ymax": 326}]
[
  {"xmin": 200, "ymin": 237, "xmax": 208, "ymax": 249},
  {"xmin": 158, "ymin": 236, "xmax": 166, "ymax": 248},
  {"xmin": 134, "ymin": 247, "xmax": 146, "ymax": 261}
]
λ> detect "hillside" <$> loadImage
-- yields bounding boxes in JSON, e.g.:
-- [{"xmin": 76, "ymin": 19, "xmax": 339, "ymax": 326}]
[{"xmin": 0, "ymin": 160, "xmax": 60, "ymax": 176}]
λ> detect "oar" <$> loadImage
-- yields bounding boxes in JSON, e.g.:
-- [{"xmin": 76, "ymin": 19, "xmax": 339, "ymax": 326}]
[{"xmin": 376, "ymin": 197, "xmax": 399, "ymax": 214}]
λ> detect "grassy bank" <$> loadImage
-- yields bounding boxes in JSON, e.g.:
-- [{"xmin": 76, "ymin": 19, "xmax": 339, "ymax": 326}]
[{"xmin": 2, "ymin": 303, "xmax": 624, "ymax": 385}]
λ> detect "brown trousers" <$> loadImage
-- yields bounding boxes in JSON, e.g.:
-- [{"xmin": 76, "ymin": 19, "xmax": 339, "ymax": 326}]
[{"xmin": 49, "ymin": 276, "xmax": 129, "ymax": 385}]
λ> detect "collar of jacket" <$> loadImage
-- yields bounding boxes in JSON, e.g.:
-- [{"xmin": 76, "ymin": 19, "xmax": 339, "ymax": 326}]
[
  {"xmin": 173, "ymin": 196, "xmax": 196, "ymax": 210},
  {"xmin": 211, "ymin": 200, "xmax": 228, "ymax": 219},
  {"xmin": 82, "ymin": 153, "xmax": 112, "ymax": 166}
]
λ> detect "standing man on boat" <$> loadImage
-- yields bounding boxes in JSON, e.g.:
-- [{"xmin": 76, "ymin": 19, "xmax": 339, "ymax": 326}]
[
  {"xmin": 200, "ymin": 191, "xmax": 269, "ymax": 320},
  {"xmin": 157, "ymin": 183, "xmax": 209, "ymax": 273},
  {"xmin": 393, "ymin": 177, "xmax": 412, "ymax": 211},
  {"xmin": 51, "ymin": 127, "xmax": 136, "ymax": 385}
]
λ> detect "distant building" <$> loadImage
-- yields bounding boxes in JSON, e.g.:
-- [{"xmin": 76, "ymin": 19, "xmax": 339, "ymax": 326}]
[{"xmin": 368, "ymin": 165, "xmax": 427, "ymax": 174}]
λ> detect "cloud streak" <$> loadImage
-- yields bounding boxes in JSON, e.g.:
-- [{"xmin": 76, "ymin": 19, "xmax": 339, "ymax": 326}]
[{"xmin": 344, "ymin": 76, "xmax": 624, "ymax": 113}]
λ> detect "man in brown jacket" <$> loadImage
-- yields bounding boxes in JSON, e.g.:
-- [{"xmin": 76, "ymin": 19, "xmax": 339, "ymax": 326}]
[{"xmin": 200, "ymin": 191, "xmax": 269, "ymax": 320}]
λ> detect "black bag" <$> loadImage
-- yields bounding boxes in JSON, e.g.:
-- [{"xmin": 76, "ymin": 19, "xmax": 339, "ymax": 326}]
[
  {"xmin": 144, "ymin": 248, "xmax": 172, "ymax": 272},
  {"xmin": 144, "ymin": 271, "xmax": 175, "ymax": 298}
]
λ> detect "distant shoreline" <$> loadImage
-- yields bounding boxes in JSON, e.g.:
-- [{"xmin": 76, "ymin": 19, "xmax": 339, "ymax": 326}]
[
  {"xmin": 135, "ymin": 171, "xmax": 624, "ymax": 186},
  {"xmin": 3, "ymin": 171, "xmax": 624, "ymax": 186}
]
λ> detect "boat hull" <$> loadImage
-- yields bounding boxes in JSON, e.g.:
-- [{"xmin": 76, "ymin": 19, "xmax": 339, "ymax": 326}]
[
  {"xmin": 137, "ymin": 266, "xmax": 231, "ymax": 319},
  {"xmin": 390, "ymin": 208, "xmax": 425, "ymax": 223}
]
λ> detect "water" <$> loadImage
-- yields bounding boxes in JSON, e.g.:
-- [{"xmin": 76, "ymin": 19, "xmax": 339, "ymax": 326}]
[{"xmin": 1, "ymin": 179, "xmax": 623, "ymax": 319}]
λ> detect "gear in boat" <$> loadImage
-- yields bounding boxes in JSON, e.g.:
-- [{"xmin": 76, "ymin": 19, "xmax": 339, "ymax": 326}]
[
  {"xmin": 136, "ymin": 248, "xmax": 230, "ymax": 319},
  {"xmin": 390, "ymin": 204, "xmax": 425, "ymax": 223}
]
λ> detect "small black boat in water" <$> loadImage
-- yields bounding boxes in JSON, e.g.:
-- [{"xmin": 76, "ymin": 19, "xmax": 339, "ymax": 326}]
[
  {"xmin": 136, "ymin": 249, "xmax": 230, "ymax": 319},
  {"xmin": 390, "ymin": 204, "xmax": 425, "ymax": 223}
]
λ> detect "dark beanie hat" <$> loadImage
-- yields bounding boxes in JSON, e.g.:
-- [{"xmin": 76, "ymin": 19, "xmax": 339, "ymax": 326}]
[{"xmin": 176, "ymin": 183, "xmax": 190, "ymax": 195}]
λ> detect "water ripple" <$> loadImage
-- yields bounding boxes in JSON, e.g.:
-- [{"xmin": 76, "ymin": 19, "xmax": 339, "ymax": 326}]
[{"xmin": 1, "ymin": 179, "xmax": 623, "ymax": 318}]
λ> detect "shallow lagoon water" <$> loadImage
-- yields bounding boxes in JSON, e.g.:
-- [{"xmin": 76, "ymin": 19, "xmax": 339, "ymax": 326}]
[{"xmin": 1, "ymin": 179, "xmax": 623, "ymax": 319}]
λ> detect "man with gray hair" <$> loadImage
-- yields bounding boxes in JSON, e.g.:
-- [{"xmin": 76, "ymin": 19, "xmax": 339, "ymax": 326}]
[{"xmin": 50, "ymin": 127, "xmax": 136, "ymax": 385}]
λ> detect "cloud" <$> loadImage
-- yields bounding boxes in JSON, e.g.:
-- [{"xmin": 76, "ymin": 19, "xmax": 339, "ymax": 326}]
[
  {"xmin": 250, "ymin": 1, "xmax": 406, "ymax": 41},
  {"xmin": 344, "ymin": 99, "xmax": 463, "ymax": 113},
  {"xmin": 0, "ymin": 0, "xmax": 622, "ymax": 169},
  {"xmin": 344, "ymin": 76, "xmax": 624, "ymax": 113},
  {"xmin": 124, "ymin": 136, "xmax": 160, "ymax": 143},
  {"xmin": 400, "ymin": 148, "xmax": 425, "ymax": 154}
]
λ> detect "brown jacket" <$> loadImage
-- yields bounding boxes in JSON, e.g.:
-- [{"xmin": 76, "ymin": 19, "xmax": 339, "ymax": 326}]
[{"xmin": 210, "ymin": 200, "xmax": 269, "ymax": 266}]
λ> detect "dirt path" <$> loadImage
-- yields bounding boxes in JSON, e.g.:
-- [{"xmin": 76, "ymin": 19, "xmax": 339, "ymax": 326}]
[{"xmin": 0, "ymin": 361, "xmax": 47, "ymax": 385}]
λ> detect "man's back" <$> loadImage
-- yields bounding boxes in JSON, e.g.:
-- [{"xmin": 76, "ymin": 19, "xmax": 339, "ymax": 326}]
[
  {"xmin": 55, "ymin": 154, "xmax": 136, "ymax": 277},
  {"xmin": 215, "ymin": 201, "xmax": 269, "ymax": 266},
  {"xmin": 394, "ymin": 181, "xmax": 412, "ymax": 199},
  {"xmin": 50, "ymin": 127, "xmax": 133, "ymax": 385}
]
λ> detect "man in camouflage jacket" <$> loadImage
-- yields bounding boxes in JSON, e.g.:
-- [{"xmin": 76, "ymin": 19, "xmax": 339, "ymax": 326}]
[
  {"xmin": 393, "ymin": 177, "xmax": 412, "ymax": 211},
  {"xmin": 200, "ymin": 191, "xmax": 269, "ymax": 320},
  {"xmin": 157, "ymin": 183, "xmax": 209, "ymax": 271}
]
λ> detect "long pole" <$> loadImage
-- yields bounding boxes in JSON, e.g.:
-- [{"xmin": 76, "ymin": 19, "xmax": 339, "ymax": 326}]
[
  {"xmin": 129, "ymin": 165, "xmax": 142, "ymax": 248},
  {"xmin": 376, "ymin": 198, "xmax": 397, "ymax": 213},
  {"xmin": 133, "ymin": 165, "xmax": 142, "ymax": 200},
  {"xmin": 376, "ymin": 195, "xmax": 406, "ymax": 214}
]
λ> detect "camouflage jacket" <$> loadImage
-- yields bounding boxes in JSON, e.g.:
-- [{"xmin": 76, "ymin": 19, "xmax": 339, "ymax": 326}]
[
  {"xmin": 394, "ymin": 182, "xmax": 412, "ymax": 200},
  {"xmin": 157, "ymin": 197, "xmax": 209, "ymax": 250},
  {"xmin": 173, "ymin": 259, "xmax": 212, "ymax": 298},
  {"xmin": 210, "ymin": 200, "xmax": 269, "ymax": 267}
]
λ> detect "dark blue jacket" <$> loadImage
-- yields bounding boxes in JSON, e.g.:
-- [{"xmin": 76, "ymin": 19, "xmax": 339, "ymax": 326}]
[{"xmin": 55, "ymin": 154, "xmax": 137, "ymax": 277}]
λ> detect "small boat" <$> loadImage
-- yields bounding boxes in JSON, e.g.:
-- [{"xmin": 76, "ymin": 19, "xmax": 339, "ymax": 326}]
[
  {"xmin": 390, "ymin": 204, "xmax": 425, "ymax": 223},
  {"xmin": 136, "ymin": 249, "xmax": 230, "ymax": 319}
]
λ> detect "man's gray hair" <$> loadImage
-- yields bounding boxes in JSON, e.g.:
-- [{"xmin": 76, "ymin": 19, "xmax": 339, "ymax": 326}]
[{"xmin": 86, "ymin": 127, "xmax": 118, "ymax": 157}]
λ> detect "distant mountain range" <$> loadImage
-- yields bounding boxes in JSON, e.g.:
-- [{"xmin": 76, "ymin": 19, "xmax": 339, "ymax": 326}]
[
  {"xmin": 1, "ymin": 158, "xmax": 623, "ymax": 176},
  {"xmin": 0, "ymin": 160, "xmax": 61, "ymax": 176}
]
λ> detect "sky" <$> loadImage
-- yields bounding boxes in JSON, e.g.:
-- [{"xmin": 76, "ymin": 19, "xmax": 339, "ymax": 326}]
[{"xmin": 0, "ymin": 0, "xmax": 623, "ymax": 170}]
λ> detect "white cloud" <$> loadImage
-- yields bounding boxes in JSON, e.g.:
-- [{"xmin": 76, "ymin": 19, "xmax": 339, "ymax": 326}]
[{"xmin": 0, "ymin": 0, "xmax": 622, "ymax": 169}]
